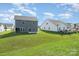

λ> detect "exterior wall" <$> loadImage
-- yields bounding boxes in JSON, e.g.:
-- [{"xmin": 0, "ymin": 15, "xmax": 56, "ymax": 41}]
[
  {"xmin": 40, "ymin": 20, "xmax": 67, "ymax": 32},
  {"xmin": 15, "ymin": 20, "xmax": 38, "ymax": 33},
  {"xmin": 4, "ymin": 24, "xmax": 13, "ymax": 31},
  {"xmin": 57, "ymin": 23, "xmax": 67, "ymax": 31},
  {"xmin": 40, "ymin": 20, "xmax": 58, "ymax": 31},
  {"xmin": 66, "ymin": 24, "xmax": 75, "ymax": 31},
  {"xmin": 0, "ymin": 25, "xmax": 5, "ymax": 32}
]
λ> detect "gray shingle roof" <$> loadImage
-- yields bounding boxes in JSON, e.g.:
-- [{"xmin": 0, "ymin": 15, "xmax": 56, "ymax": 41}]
[
  {"xmin": 47, "ymin": 19, "xmax": 66, "ymax": 26},
  {"xmin": 40, "ymin": 19, "xmax": 66, "ymax": 27},
  {"xmin": 14, "ymin": 15, "xmax": 37, "ymax": 21}
]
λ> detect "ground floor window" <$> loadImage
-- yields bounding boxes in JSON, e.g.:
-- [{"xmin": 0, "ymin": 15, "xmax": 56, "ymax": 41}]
[
  {"xmin": 28, "ymin": 28, "xmax": 35, "ymax": 32},
  {"xmin": 29, "ymin": 28, "xmax": 31, "ymax": 32},
  {"xmin": 48, "ymin": 27, "xmax": 50, "ymax": 30},
  {"xmin": 16, "ymin": 28, "xmax": 20, "ymax": 32},
  {"xmin": 21, "ymin": 27, "xmax": 24, "ymax": 32},
  {"xmin": 16, "ymin": 27, "xmax": 36, "ymax": 32},
  {"xmin": 44, "ymin": 27, "xmax": 45, "ymax": 29},
  {"xmin": 16, "ymin": 27, "xmax": 24, "ymax": 32}
]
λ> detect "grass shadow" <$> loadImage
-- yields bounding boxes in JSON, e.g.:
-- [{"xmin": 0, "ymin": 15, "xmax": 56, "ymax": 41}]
[
  {"xmin": 41, "ymin": 30, "xmax": 76, "ymax": 35},
  {"xmin": 0, "ymin": 30, "xmax": 78, "ymax": 39},
  {"xmin": 0, "ymin": 32, "xmax": 37, "ymax": 39}
]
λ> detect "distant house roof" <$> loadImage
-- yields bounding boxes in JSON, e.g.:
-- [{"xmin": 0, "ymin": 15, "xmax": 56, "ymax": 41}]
[
  {"xmin": 0, "ymin": 23, "xmax": 13, "ymax": 27},
  {"xmin": 65, "ymin": 23, "xmax": 72, "ymax": 27},
  {"xmin": 45, "ymin": 19, "xmax": 66, "ymax": 26},
  {"xmin": 48, "ymin": 19, "xmax": 66, "ymax": 26},
  {"xmin": 40, "ymin": 19, "xmax": 66, "ymax": 27},
  {"xmin": 14, "ymin": 15, "xmax": 37, "ymax": 21},
  {"xmin": 75, "ymin": 23, "xmax": 79, "ymax": 25},
  {"xmin": 0, "ymin": 23, "xmax": 13, "ymax": 25}
]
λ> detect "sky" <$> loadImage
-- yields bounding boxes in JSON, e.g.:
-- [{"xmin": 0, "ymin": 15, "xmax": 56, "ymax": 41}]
[{"xmin": 0, "ymin": 3, "xmax": 79, "ymax": 25}]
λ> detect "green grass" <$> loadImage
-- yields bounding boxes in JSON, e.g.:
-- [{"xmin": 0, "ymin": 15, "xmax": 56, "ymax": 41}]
[{"xmin": 0, "ymin": 30, "xmax": 79, "ymax": 56}]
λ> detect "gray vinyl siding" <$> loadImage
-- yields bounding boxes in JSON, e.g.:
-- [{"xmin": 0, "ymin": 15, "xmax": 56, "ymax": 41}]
[{"xmin": 15, "ymin": 20, "xmax": 38, "ymax": 33}]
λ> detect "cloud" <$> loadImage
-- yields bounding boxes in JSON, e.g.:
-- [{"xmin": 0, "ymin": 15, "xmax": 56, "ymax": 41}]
[
  {"xmin": 12, "ymin": 3, "xmax": 36, "ymax": 16},
  {"xmin": 58, "ymin": 3, "xmax": 72, "ymax": 6},
  {"xmin": 71, "ymin": 4, "xmax": 79, "ymax": 12},
  {"xmin": 8, "ymin": 9, "xmax": 22, "ymax": 15},
  {"xmin": 33, "ymin": 7, "xmax": 37, "ymax": 11},
  {"xmin": 12, "ymin": 3, "xmax": 25, "ymax": 10},
  {"xmin": 44, "ymin": 12, "xmax": 55, "ymax": 19},
  {"xmin": 23, "ymin": 9, "xmax": 36, "ymax": 16},
  {"xmin": 57, "ymin": 3, "xmax": 70, "ymax": 8},
  {"xmin": 58, "ymin": 12, "xmax": 72, "ymax": 19},
  {"xmin": 59, "ymin": 3, "xmax": 79, "ymax": 12},
  {"xmin": 0, "ymin": 13, "xmax": 15, "ymax": 20},
  {"xmin": 58, "ymin": 3, "xmax": 67, "ymax": 6},
  {"xmin": 44, "ymin": 12, "xmax": 54, "ymax": 16},
  {"xmin": 0, "ymin": 8, "xmax": 22, "ymax": 20},
  {"xmin": 0, "ymin": 14, "xmax": 10, "ymax": 18},
  {"xmin": 0, "ymin": 3, "xmax": 36, "ymax": 24},
  {"xmin": 8, "ymin": 9, "xmax": 15, "ymax": 13}
]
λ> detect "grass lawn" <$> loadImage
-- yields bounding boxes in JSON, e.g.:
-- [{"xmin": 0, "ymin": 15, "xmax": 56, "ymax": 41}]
[{"xmin": 0, "ymin": 30, "xmax": 79, "ymax": 56}]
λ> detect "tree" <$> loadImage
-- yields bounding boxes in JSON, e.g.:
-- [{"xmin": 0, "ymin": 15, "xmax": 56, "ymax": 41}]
[
  {"xmin": 4, "ymin": 24, "xmax": 7, "ymax": 31},
  {"xmin": 56, "ymin": 24, "xmax": 59, "ymax": 31}
]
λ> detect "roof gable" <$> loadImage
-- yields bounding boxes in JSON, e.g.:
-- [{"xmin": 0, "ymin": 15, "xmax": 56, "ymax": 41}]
[
  {"xmin": 47, "ymin": 19, "xmax": 66, "ymax": 26},
  {"xmin": 40, "ymin": 19, "xmax": 66, "ymax": 27}
]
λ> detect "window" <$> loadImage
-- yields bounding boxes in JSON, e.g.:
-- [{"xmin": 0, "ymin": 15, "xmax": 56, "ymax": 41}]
[
  {"xmin": 58, "ymin": 27, "xmax": 61, "ymax": 31},
  {"xmin": 23, "ymin": 28, "xmax": 24, "ymax": 31},
  {"xmin": 48, "ymin": 27, "xmax": 50, "ymax": 30},
  {"xmin": 44, "ymin": 27, "xmax": 45, "ymax": 29},
  {"xmin": 29, "ymin": 28, "xmax": 31, "ymax": 32},
  {"xmin": 16, "ymin": 28, "xmax": 20, "ymax": 32},
  {"xmin": 22, "ymin": 22, "xmax": 25, "ymax": 24},
  {"xmin": 20, "ymin": 28, "xmax": 25, "ymax": 32},
  {"xmin": 20, "ymin": 28, "xmax": 22, "ymax": 31},
  {"xmin": 33, "ymin": 29, "xmax": 35, "ymax": 31}
]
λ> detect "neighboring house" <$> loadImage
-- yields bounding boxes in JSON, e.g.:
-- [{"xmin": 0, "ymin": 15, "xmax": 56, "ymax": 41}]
[
  {"xmin": 66, "ymin": 23, "xmax": 79, "ymax": 32},
  {"xmin": 0, "ymin": 23, "xmax": 14, "ymax": 32},
  {"xmin": 65, "ymin": 23, "xmax": 74, "ymax": 31},
  {"xmin": 73, "ymin": 23, "xmax": 79, "ymax": 31},
  {"xmin": 14, "ymin": 15, "xmax": 38, "ymax": 33},
  {"xmin": 4, "ymin": 24, "xmax": 14, "ymax": 31},
  {"xmin": 65, "ymin": 23, "xmax": 79, "ymax": 31},
  {"xmin": 40, "ymin": 19, "xmax": 67, "ymax": 32},
  {"xmin": 0, "ymin": 23, "xmax": 5, "ymax": 32}
]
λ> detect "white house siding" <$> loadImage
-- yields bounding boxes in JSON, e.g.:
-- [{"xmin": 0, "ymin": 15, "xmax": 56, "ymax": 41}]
[
  {"xmin": 0, "ymin": 25, "xmax": 5, "ymax": 32},
  {"xmin": 6, "ymin": 24, "xmax": 14, "ymax": 31},
  {"xmin": 40, "ymin": 20, "xmax": 67, "ymax": 32},
  {"xmin": 40, "ymin": 20, "xmax": 58, "ymax": 31},
  {"xmin": 58, "ymin": 23, "xmax": 67, "ymax": 31}
]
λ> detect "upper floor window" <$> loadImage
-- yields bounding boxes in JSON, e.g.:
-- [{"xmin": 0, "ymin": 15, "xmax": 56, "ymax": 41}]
[{"xmin": 22, "ymin": 22, "xmax": 25, "ymax": 24}]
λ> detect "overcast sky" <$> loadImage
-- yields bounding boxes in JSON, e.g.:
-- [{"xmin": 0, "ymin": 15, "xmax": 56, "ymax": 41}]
[{"xmin": 0, "ymin": 3, "xmax": 79, "ymax": 25}]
